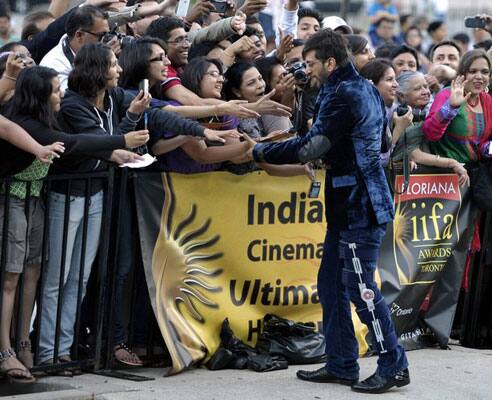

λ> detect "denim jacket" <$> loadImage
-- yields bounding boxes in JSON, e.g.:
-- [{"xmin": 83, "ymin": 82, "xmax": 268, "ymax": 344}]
[{"xmin": 253, "ymin": 62, "xmax": 394, "ymax": 230}]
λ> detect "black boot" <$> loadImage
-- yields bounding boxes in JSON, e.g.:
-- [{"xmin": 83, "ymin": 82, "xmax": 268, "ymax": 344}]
[
  {"xmin": 297, "ymin": 366, "xmax": 358, "ymax": 385},
  {"xmin": 351, "ymin": 368, "xmax": 410, "ymax": 394}
]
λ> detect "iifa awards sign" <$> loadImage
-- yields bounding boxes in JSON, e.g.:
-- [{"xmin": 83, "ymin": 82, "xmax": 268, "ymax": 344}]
[{"xmin": 134, "ymin": 168, "xmax": 473, "ymax": 374}]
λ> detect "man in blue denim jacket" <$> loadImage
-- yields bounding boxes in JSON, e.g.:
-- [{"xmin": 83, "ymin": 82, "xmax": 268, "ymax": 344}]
[{"xmin": 248, "ymin": 29, "xmax": 409, "ymax": 394}]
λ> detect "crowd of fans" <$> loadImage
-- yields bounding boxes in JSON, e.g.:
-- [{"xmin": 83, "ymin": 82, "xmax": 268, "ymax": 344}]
[{"xmin": 1, "ymin": 0, "xmax": 492, "ymax": 384}]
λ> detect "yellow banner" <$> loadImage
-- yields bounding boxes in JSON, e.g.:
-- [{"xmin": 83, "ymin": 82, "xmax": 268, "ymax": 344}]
[{"xmin": 149, "ymin": 171, "xmax": 363, "ymax": 374}]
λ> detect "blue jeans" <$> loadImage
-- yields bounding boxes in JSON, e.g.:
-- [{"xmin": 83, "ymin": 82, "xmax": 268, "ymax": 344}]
[
  {"xmin": 38, "ymin": 191, "xmax": 103, "ymax": 363},
  {"xmin": 318, "ymin": 225, "xmax": 408, "ymax": 380}
]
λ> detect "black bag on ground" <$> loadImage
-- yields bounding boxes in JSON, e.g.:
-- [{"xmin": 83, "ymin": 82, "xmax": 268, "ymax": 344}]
[
  {"xmin": 207, "ymin": 318, "xmax": 288, "ymax": 372},
  {"xmin": 255, "ymin": 314, "xmax": 326, "ymax": 365},
  {"xmin": 470, "ymin": 162, "xmax": 492, "ymax": 212}
]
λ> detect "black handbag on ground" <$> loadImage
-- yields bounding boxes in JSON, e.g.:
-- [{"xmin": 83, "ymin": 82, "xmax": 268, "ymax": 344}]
[
  {"xmin": 255, "ymin": 314, "xmax": 326, "ymax": 365},
  {"xmin": 470, "ymin": 162, "xmax": 492, "ymax": 211}
]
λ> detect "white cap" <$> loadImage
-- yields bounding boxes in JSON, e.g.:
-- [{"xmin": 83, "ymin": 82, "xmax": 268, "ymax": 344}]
[{"xmin": 322, "ymin": 16, "xmax": 353, "ymax": 34}]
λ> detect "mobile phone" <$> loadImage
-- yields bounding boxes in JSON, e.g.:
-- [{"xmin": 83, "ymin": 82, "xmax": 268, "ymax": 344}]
[
  {"xmin": 308, "ymin": 181, "xmax": 321, "ymax": 198},
  {"xmin": 211, "ymin": 0, "xmax": 228, "ymax": 13},
  {"xmin": 176, "ymin": 0, "xmax": 190, "ymax": 17},
  {"xmin": 139, "ymin": 79, "xmax": 149, "ymax": 95},
  {"xmin": 464, "ymin": 16, "xmax": 487, "ymax": 29}
]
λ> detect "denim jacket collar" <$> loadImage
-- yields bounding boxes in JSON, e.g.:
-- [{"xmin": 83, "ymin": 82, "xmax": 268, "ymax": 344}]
[{"xmin": 321, "ymin": 62, "xmax": 359, "ymax": 91}]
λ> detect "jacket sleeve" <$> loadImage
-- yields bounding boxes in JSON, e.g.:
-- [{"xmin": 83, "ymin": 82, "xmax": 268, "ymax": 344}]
[
  {"xmin": 20, "ymin": 7, "xmax": 75, "ymax": 64},
  {"xmin": 189, "ymin": 17, "xmax": 235, "ymax": 45},
  {"xmin": 422, "ymin": 88, "xmax": 461, "ymax": 142},
  {"xmin": 148, "ymin": 108, "xmax": 206, "ymax": 139},
  {"xmin": 18, "ymin": 118, "xmax": 125, "ymax": 159},
  {"xmin": 253, "ymin": 94, "xmax": 352, "ymax": 164}
]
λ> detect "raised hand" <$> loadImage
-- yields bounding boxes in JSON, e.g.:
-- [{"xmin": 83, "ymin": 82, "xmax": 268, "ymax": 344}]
[
  {"xmin": 4, "ymin": 52, "xmax": 27, "ymax": 80},
  {"xmin": 393, "ymin": 106, "xmax": 413, "ymax": 131},
  {"xmin": 124, "ymin": 130, "xmax": 150, "ymax": 148},
  {"xmin": 203, "ymin": 128, "xmax": 241, "ymax": 143},
  {"xmin": 217, "ymin": 100, "xmax": 260, "ymax": 119},
  {"xmin": 230, "ymin": 11, "xmax": 246, "ymax": 35},
  {"xmin": 186, "ymin": 0, "xmax": 215, "ymax": 23},
  {"xmin": 239, "ymin": 0, "xmax": 267, "ymax": 16},
  {"xmin": 242, "ymin": 131, "xmax": 257, "ymax": 161},
  {"xmin": 36, "ymin": 142, "xmax": 65, "ymax": 164},
  {"xmin": 276, "ymin": 27, "xmax": 294, "ymax": 63},
  {"xmin": 128, "ymin": 90, "xmax": 151, "ymax": 115},
  {"xmin": 249, "ymin": 89, "xmax": 292, "ymax": 117},
  {"xmin": 449, "ymin": 75, "xmax": 471, "ymax": 107}
]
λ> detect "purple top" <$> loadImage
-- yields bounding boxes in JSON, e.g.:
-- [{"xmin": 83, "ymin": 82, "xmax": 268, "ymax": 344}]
[{"xmin": 154, "ymin": 100, "xmax": 238, "ymax": 174}]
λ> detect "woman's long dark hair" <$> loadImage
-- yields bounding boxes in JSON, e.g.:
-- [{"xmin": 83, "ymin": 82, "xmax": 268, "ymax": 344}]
[
  {"xmin": 118, "ymin": 36, "xmax": 166, "ymax": 91},
  {"xmin": 360, "ymin": 58, "xmax": 394, "ymax": 85},
  {"xmin": 6, "ymin": 66, "xmax": 59, "ymax": 129},
  {"xmin": 68, "ymin": 42, "xmax": 112, "ymax": 99},
  {"xmin": 255, "ymin": 56, "xmax": 280, "ymax": 93},
  {"xmin": 181, "ymin": 56, "xmax": 223, "ymax": 98},
  {"xmin": 223, "ymin": 60, "xmax": 255, "ymax": 100}
]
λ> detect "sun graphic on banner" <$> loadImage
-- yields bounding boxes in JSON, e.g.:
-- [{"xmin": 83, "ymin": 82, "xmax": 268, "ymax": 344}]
[
  {"xmin": 393, "ymin": 198, "xmax": 415, "ymax": 284},
  {"xmin": 152, "ymin": 174, "xmax": 223, "ymax": 374}
]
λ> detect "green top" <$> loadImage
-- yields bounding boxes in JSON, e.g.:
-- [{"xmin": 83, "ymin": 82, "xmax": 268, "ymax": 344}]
[
  {"xmin": 428, "ymin": 104, "xmax": 485, "ymax": 164},
  {"xmin": 5, "ymin": 159, "xmax": 49, "ymax": 200}
]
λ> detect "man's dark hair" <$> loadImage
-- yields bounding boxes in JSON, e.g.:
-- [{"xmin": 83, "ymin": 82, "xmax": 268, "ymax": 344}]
[
  {"xmin": 68, "ymin": 42, "xmax": 113, "ymax": 98},
  {"xmin": 427, "ymin": 20, "xmax": 444, "ymax": 35},
  {"xmin": 452, "ymin": 32, "xmax": 470, "ymax": 45},
  {"xmin": 375, "ymin": 42, "xmax": 398, "ymax": 59},
  {"xmin": 297, "ymin": 8, "xmax": 323, "ymax": 26},
  {"xmin": 119, "ymin": 36, "xmax": 166, "ymax": 90},
  {"xmin": 400, "ymin": 14, "xmax": 412, "ymax": 27},
  {"xmin": 188, "ymin": 40, "xmax": 219, "ymax": 60},
  {"xmin": 391, "ymin": 44, "xmax": 420, "ymax": 69},
  {"xmin": 429, "ymin": 40, "xmax": 462, "ymax": 60},
  {"xmin": 181, "ymin": 57, "xmax": 224, "ymax": 97},
  {"xmin": 0, "ymin": 1, "xmax": 11, "ymax": 19},
  {"xmin": 375, "ymin": 17, "xmax": 395, "ymax": 28},
  {"xmin": 146, "ymin": 16, "xmax": 184, "ymax": 43},
  {"xmin": 360, "ymin": 58, "xmax": 393, "ymax": 85},
  {"xmin": 302, "ymin": 29, "xmax": 349, "ymax": 67},
  {"xmin": 66, "ymin": 5, "xmax": 108, "ymax": 39},
  {"xmin": 6, "ymin": 66, "xmax": 60, "ymax": 129}
]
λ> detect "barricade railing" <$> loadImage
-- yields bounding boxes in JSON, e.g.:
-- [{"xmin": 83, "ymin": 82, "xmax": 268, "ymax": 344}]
[
  {"xmin": 1, "ymin": 166, "xmax": 492, "ymax": 381},
  {"xmin": 0, "ymin": 170, "xmax": 115, "ymax": 376}
]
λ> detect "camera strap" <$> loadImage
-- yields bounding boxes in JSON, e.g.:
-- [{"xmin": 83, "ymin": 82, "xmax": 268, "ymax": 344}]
[{"xmin": 389, "ymin": 131, "xmax": 410, "ymax": 195}]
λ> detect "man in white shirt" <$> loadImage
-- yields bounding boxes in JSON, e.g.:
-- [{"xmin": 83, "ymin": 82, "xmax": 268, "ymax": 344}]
[{"xmin": 40, "ymin": 5, "xmax": 110, "ymax": 90}]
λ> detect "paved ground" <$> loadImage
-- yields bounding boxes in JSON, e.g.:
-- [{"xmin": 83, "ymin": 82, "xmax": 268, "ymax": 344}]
[{"xmin": 3, "ymin": 343, "xmax": 492, "ymax": 400}]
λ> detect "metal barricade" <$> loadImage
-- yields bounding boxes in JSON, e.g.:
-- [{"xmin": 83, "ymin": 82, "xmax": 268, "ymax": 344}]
[{"xmin": 0, "ymin": 170, "xmax": 115, "ymax": 376}]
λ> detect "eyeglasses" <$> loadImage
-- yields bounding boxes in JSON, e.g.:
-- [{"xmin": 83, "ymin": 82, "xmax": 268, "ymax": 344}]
[
  {"xmin": 204, "ymin": 71, "xmax": 223, "ymax": 79},
  {"xmin": 81, "ymin": 30, "xmax": 110, "ymax": 42},
  {"xmin": 149, "ymin": 53, "xmax": 167, "ymax": 63},
  {"xmin": 167, "ymin": 35, "xmax": 191, "ymax": 46}
]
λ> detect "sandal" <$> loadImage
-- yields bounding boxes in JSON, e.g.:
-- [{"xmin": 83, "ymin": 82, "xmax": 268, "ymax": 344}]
[
  {"xmin": 40, "ymin": 358, "xmax": 73, "ymax": 377},
  {"xmin": 114, "ymin": 343, "xmax": 143, "ymax": 366},
  {"xmin": 59, "ymin": 355, "xmax": 82, "ymax": 376},
  {"xmin": 0, "ymin": 348, "xmax": 36, "ymax": 383},
  {"xmin": 17, "ymin": 340, "xmax": 34, "ymax": 370}
]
